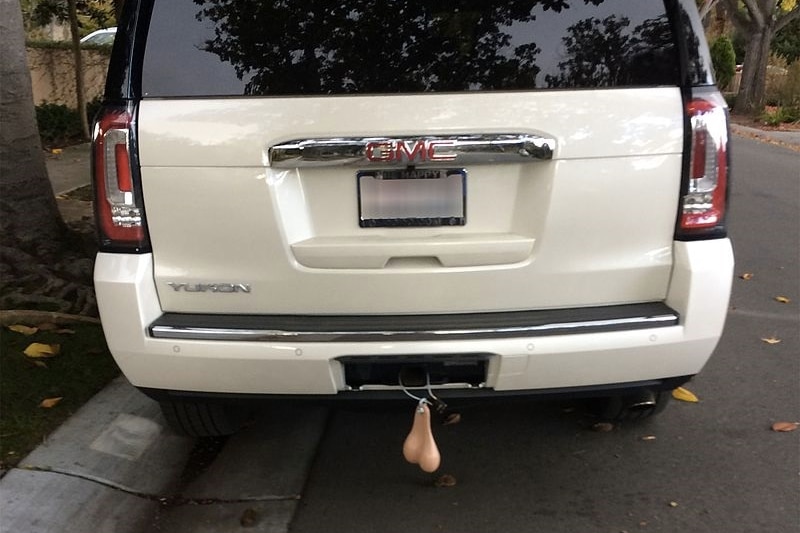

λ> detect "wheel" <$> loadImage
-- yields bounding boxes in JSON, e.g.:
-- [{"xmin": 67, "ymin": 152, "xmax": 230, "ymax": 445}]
[
  {"xmin": 587, "ymin": 389, "xmax": 670, "ymax": 422},
  {"xmin": 159, "ymin": 400, "xmax": 248, "ymax": 437}
]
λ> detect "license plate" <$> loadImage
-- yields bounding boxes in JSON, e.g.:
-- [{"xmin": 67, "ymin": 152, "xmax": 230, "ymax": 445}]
[{"xmin": 358, "ymin": 169, "xmax": 466, "ymax": 228}]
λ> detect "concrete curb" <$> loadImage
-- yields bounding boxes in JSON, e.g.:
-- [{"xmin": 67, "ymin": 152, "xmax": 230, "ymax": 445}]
[
  {"xmin": 0, "ymin": 376, "xmax": 330, "ymax": 533},
  {"xmin": 0, "ymin": 310, "xmax": 101, "ymax": 327},
  {"xmin": 0, "ymin": 377, "xmax": 194, "ymax": 533},
  {"xmin": 730, "ymin": 123, "xmax": 800, "ymax": 151}
]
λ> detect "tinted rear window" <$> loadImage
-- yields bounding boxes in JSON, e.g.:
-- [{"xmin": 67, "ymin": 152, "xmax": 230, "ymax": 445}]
[{"xmin": 142, "ymin": 0, "xmax": 680, "ymax": 97}]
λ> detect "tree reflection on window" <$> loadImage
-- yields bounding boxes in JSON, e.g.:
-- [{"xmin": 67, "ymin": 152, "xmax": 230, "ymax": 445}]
[
  {"xmin": 545, "ymin": 15, "xmax": 677, "ymax": 88},
  {"xmin": 192, "ymin": 0, "xmax": 560, "ymax": 94},
  {"xmin": 188, "ymin": 0, "xmax": 679, "ymax": 95}
]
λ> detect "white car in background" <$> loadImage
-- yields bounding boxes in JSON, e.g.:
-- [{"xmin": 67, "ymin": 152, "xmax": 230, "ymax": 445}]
[{"xmin": 80, "ymin": 27, "xmax": 116, "ymax": 46}]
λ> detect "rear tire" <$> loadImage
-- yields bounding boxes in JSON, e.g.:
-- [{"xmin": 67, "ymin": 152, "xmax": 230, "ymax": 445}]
[
  {"xmin": 159, "ymin": 400, "xmax": 247, "ymax": 437},
  {"xmin": 588, "ymin": 390, "xmax": 670, "ymax": 422}
]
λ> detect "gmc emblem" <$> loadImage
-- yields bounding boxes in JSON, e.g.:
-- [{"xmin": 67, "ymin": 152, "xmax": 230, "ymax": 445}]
[{"xmin": 365, "ymin": 140, "xmax": 457, "ymax": 163}]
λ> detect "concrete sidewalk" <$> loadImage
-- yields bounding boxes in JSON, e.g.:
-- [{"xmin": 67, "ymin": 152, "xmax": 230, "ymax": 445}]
[
  {"xmin": 0, "ymin": 377, "xmax": 328, "ymax": 533},
  {"xmin": 45, "ymin": 142, "xmax": 91, "ymax": 196},
  {"xmin": 0, "ymin": 378, "xmax": 194, "ymax": 533}
]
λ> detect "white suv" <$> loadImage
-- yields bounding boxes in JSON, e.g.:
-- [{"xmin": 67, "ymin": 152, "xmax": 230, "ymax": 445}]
[{"xmin": 93, "ymin": 0, "xmax": 733, "ymax": 436}]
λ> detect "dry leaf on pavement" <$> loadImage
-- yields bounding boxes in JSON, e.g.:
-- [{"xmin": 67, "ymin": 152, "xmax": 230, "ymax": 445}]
[
  {"xmin": 39, "ymin": 397, "xmax": 63, "ymax": 409},
  {"xmin": 761, "ymin": 336, "xmax": 782, "ymax": 345},
  {"xmin": 8, "ymin": 325, "xmax": 38, "ymax": 336},
  {"xmin": 591, "ymin": 422, "xmax": 615, "ymax": 432},
  {"xmin": 240, "ymin": 508, "xmax": 259, "ymax": 528},
  {"xmin": 434, "ymin": 474, "xmax": 457, "ymax": 487},
  {"xmin": 739, "ymin": 273, "xmax": 754, "ymax": 280},
  {"xmin": 771, "ymin": 422, "xmax": 799, "ymax": 432},
  {"xmin": 23, "ymin": 343, "xmax": 61, "ymax": 359},
  {"xmin": 672, "ymin": 387, "xmax": 699, "ymax": 403},
  {"xmin": 443, "ymin": 413, "xmax": 462, "ymax": 426},
  {"xmin": 774, "ymin": 296, "xmax": 791, "ymax": 304}
]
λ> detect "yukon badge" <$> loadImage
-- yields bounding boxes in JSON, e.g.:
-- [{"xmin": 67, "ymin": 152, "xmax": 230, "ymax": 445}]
[{"xmin": 167, "ymin": 282, "xmax": 251, "ymax": 294}]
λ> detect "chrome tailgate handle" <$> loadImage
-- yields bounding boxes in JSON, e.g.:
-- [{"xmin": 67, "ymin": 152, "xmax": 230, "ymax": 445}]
[{"xmin": 268, "ymin": 134, "xmax": 555, "ymax": 168}]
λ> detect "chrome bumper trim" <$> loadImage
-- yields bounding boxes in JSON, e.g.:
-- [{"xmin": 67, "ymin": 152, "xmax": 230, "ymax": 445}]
[{"xmin": 149, "ymin": 303, "xmax": 678, "ymax": 343}]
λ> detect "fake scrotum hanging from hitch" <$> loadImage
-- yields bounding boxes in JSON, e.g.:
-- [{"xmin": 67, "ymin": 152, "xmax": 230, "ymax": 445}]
[{"xmin": 402, "ymin": 399, "xmax": 441, "ymax": 473}]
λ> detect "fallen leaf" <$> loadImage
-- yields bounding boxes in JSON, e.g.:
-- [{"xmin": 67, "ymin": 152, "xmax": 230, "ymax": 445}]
[
  {"xmin": 23, "ymin": 343, "xmax": 61, "ymax": 359},
  {"xmin": 434, "ymin": 474, "xmax": 457, "ymax": 488},
  {"xmin": 761, "ymin": 336, "xmax": 782, "ymax": 345},
  {"xmin": 240, "ymin": 507, "xmax": 259, "ymax": 528},
  {"xmin": 739, "ymin": 272, "xmax": 754, "ymax": 280},
  {"xmin": 591, "ymin": 422, "xmax": 615, "ymax": 432},
  {"xmin": 640, "ymin": 435, "xmax": 657, "ymax": 441},
  {"xmin": 39, "ymin": 397, "xmax": 63, "ymax": 408},
  {"xmin": 668, "ymin": 501, "xmax": 679, "ymax": 508},
  {"xmin": 33, "ymin": 361, "xmax": 48, "ymax": 369},
  {"xmin": 8, "ymin": 325, "xmax": 38, "ymax": 336},
  {"xmin": 443, "ymin": 413, "xmax": 462, "ymax": 426},
  {"xmin": 771, "ymin": 422, "xmax": 799, "ymax": 432},
  {"xmin": 51, "ymin": 148, "xmax": 63, "ymax": 155},
  {"xmin": 672, "ymin": 387, "xmax": 699, "ymax": 403},
  {"xmin": 774, "ymin": 296, "xmax": 791, "ymax": 304}
]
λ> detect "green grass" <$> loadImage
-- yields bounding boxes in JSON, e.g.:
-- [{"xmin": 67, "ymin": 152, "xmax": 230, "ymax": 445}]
[{"xmin": 0, "ymin": 323, "xmax": 119, "ymax": 470}]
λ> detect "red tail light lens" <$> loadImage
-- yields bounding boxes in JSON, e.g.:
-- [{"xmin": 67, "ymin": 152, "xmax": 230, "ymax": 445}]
[
  {"xmin": 93, "ymin": 106, "xmax": 150, "ymax": 251},
  {"xmin": 678, "ymin": 93, "xmax": 729, "ymax": 238}
]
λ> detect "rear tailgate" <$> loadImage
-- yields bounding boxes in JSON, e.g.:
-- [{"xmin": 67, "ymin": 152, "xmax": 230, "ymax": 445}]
[{"xmin": 137, "ymin": 88, "xmax": 683, "ymax": 315}]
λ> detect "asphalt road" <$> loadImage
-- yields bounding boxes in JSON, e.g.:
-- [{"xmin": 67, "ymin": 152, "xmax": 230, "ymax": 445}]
[{"xmin": 286, "ymin": 136, "xmax": 800, "ymax": 533}]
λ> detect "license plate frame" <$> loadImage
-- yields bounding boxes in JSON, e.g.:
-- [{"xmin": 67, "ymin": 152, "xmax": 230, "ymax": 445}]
[{"xmin": 357, "ymin": 168, "xmax": 466, "ymax": 228}]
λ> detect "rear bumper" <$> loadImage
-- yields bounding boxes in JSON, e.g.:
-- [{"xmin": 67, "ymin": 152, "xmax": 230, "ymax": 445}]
[{"xmin": 94, "ymin": 239, "xmax": 733, "ymax": 396}]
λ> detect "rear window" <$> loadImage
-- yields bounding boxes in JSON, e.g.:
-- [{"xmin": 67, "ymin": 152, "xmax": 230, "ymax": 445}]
[{"xmin": 142, "ymin": 0, "xmax": 680, "ymax": 97}]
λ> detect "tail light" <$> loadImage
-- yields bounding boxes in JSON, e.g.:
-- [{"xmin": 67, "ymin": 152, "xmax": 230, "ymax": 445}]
[
  {"xmin": 677, "ymin": 91, "xmax": 729, "ymax": 239},
  {"xmin": 93, "ymin": 105, "xmax": 150, "ymax": 252}
]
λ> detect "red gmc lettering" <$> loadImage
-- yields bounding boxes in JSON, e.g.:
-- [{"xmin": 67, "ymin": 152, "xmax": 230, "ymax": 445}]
[
  {"xmin": 365, "ymin": 142, "xmax": 394, "ymax": 162},
  {"xmin": 427, "ymin": 140, "xmax": 457, "ymax": 161},
  {"xmin": 396, "ymin": 141, "xmax": 427, "ymax": 162},
  {"xmin": 365, "ymin": 140, "xmax": 457, "ymax": 162}
]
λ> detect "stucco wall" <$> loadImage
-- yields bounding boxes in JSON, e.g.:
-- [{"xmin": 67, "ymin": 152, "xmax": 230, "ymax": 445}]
[{"xmin": 27, "ymin": 46, "xmax": 110, "ymax": 108}]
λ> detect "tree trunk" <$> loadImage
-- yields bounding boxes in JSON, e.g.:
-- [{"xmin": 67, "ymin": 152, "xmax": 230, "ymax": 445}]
[
  {"xmin": 1, "ymin": 2, "xmax": 97, "ymax": 316},
  {"xmin": 0, "ymin": 2, "xmax": 67, "ymax": 254},
  {"xmin": 700, "ymin": 0, "xmax": 720, "ymax": 21},
  {"xmin": 68, "ymin": 0, "xmax": 89, "ymax": 140},
  {"xmin": 737, "ymin": 24, "xmax": 775, "ymax": 115},
  {"xmin": 725, "ymin": 0, "xmax": 800, "ymax": 116},
  {"xmin": 114, "ymin": 0, "xmax": 126, "ymax": 24}
]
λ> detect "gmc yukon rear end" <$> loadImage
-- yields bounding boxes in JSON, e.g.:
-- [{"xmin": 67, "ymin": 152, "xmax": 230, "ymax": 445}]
[{"xmin": 94, "ymin": 0, "xmax": 733, "ymax": 436}]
